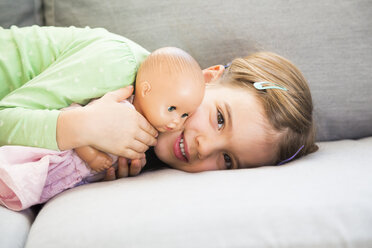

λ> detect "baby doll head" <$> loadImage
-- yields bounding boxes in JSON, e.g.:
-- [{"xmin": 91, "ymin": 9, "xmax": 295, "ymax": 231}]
[{"xmin": 133, "ymin": 47, "xmax": 204, "ymax": 132}]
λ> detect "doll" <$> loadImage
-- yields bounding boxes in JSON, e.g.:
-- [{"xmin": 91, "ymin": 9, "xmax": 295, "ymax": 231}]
[
  {"xmin": 0, "ymin": 47, "xmax": 205, "ymax": 211},
  {"xmin": 74, "ymin": 47, "xmax": 205, "ymax": 172}
]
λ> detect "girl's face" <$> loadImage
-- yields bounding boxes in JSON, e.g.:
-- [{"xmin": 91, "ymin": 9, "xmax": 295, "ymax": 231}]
[{"xmin": 154, "ymin": 84, "xmax": 278, "ymax": 172}]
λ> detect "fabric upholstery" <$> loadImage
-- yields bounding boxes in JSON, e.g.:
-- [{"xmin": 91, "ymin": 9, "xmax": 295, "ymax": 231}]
[
  {"xmin": 26, "ymin": 137, "xmax": 372, "ymax": 248},
  {"xmin": 43, "ymin": 0, "xmax": 372, "ymax": 141},
  {"xmin": 0, "ymin": 206, "xmax": 35, "ymax": 248},
  {"xmin": 0, "ymin": 0, "xmax": 42, "ymax": 28},
  {"xmin": 0, "ymin": 1, "xmax": 371, "ymax": 247}
]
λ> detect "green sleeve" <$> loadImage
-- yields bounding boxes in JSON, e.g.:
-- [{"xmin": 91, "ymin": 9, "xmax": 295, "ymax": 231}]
[
  {"xmin": 0, "ymin": 25, "xmax": 149, "ymax": 150},
  {"xmin": 0, "ymin": 25, "xmax": 81, "ymax": 99}
]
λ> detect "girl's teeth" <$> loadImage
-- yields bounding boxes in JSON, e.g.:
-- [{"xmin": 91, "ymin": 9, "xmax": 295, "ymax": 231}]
[{"xmin": 180, "ymin": 138, "xmax": 186, "ymax": 158}]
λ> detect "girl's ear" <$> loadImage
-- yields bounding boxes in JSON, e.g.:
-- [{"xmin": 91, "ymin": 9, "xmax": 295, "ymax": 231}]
[
  {"xmin": 139, "ymin": 81, "xmax": 152, "ymax": 98},
  {"xmin": 202, "ymin": 65, "xmax": 225, "ymax": 84}
]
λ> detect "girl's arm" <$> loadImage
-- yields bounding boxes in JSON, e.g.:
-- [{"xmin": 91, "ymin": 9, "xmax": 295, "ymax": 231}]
[
  {"xmin": 0, "ymin": 26, "xmax": 155, "ymax": 158},
  {"xmin": 60, "ymin": 102, "xmax": 112, "ymax": 172},
  {"xmin": 56, "ymin": 87, "xmax": 158, "ymax": 159},
  {"xmin": 0, "ymin": 26, "xmax": 78, "ymax": 149}
]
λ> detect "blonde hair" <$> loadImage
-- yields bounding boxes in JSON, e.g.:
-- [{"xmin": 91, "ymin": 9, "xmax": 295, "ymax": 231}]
[
  {"xmin": 136, "ymin": 47, "xmax": 203, "ymax": 83},
  {"xmin": 221, "ymin": 51, "xmax": 318, "ymax": 165}
]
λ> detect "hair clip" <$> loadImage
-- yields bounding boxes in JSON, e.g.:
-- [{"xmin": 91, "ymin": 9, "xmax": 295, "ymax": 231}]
[
  {"xmin": 224, "ymin": 62, "xmax": 232, "ymax": 69},
  {"xmin": 277, "ymin": 145, "xmax": 304, "ymax": 165},
  {"xmin": 253, "ymin": 81, "xmax": 287, "ymax": 91}
]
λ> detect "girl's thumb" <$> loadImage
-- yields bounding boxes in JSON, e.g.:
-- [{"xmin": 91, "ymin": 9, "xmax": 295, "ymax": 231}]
[{"xmin": 104, "ymin": 85, "xmax": 134, "ymax": 102}]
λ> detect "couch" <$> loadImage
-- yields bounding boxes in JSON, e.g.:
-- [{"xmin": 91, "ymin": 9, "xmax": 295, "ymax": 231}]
[{"xmin": 1, "ymin": 0, "xmax": 371, "ymax": 247}]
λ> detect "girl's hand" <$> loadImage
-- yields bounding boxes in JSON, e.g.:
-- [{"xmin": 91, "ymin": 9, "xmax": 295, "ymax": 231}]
[
  {"xmin": 103, "ymin": 156, "xmax": 146, "ymax": 181},
  {"xmin": 58, "ymin": 86, "xmax": 158, "ymax": 160}
]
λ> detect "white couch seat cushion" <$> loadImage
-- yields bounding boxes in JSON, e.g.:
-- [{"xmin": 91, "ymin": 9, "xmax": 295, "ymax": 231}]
[{"xmin": 26, "ymin": 137, "xmax": 372, "ymax": 248}]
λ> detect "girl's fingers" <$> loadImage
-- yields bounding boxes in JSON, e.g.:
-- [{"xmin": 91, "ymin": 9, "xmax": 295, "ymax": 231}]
[
  {"xmin": 104, "ymin": 155, "xmax": 145, "ymax": 180},
  {"xmin": 138, "ymin": 114, "xmax": 158, "ymax": 140},
  {"xmin": 117, "ymin": 157, "xmax": 129, "ymax": 178},
  {"xmin": 103, "ymin": 167, "xmax": 116, "ymax": 181},
  {"xmin": 128, "ymin": 139, "xmax": 149, "ymax": 154},
  {"xmin": 122, "ymin": 148, "xmax": 146, "ymax": 160},
  {"xmin": 134, "ymin": 129, "xmax": 157, "ymax": 147},
  {"xmin": 102, "ymin": 86, "xmax": 134, "ymax": 102},
  {"xmin": 129, "ymin": 159, "xmax": 142, "ymax": 176},
  {"xmin": 140, "ymin": 157, "xmax": 146, "ymax": 168}
]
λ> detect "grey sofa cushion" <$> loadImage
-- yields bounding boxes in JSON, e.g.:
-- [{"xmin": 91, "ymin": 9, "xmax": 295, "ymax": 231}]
[
  {"xmin": 43, "ymin": 0, "xmax": 372, "ymax": 141},
  {"xmin": 0, "ymin": 0, "xmax": 43, "ymax": 27},
  {"xmin": 25, "ymin": 137, "xmax": 372, "ymax": 248},
  {"xmin": 0, "ymin": 207, "xmax": 35, "ymax": 248}
]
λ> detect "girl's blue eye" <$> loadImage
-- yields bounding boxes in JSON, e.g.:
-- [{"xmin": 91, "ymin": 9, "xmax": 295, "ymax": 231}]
[
  {"xmin": 168, "ymin": 106, "xmax": 176, "ymax": 112},
  {"xmin": 217, "ymin": 109, "xmax": 224, "ymax": 130},
  {"xmin": 224, "ymin": 153, "xmax": 232, "ymax": 169},
  {"xmin": 181, "ymin": 113, "xmax": 188, "ymax": 118}
]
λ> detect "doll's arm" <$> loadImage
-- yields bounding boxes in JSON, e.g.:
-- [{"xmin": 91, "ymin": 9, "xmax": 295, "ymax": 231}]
[{"xmin": 75, "ymin": 146, "xmax": 113, "ymax": 172}]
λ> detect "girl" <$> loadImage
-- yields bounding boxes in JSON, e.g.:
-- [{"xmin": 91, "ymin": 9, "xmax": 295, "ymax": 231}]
[
  {"xmin": 107, "ymin": 52, "xmax": 318, "ymax": 179},
  {"xmin": 0, "ymin": 26, "xmax": 317, "ymax": 208}
]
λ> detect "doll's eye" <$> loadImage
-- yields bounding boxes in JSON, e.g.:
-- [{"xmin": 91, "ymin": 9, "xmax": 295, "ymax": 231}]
[
  {"xmin": 168, "ymin": 106, "xmax": 176, "ymax": 112},
  {"xmin": 181, "ymin": 113, "xmax": 188, "ymax": 118}
]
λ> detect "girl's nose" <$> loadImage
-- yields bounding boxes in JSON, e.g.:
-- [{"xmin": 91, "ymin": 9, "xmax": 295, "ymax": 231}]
[{"xmin": 195, "ymin": 134, "xmax": 222, "ymax": 160}]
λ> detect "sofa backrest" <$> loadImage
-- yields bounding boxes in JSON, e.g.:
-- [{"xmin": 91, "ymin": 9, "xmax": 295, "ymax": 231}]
[
  {"xmin": 0, "ymin": 0, "xmax": 43, "ymax": 28},
  {"xmin": 2, "ymin": 0, "xmax": 372, "ymax": 142}
]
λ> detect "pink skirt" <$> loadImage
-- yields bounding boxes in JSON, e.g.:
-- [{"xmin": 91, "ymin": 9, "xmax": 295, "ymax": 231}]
[{"xmin": 0, "ymin": 146, "xmax": 96, "ymax": 211}]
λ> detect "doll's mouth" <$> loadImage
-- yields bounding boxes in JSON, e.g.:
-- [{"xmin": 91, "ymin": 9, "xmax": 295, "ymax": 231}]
[
  {"xmin": 173, "ymin": 132, "xmax": 189, "ymax": 162},
  {"xmin": 164, "ymin": 126, "xmax": 173, "ymax": 131}
]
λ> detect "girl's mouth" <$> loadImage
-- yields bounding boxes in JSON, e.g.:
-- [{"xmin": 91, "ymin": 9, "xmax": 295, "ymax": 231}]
[{"xmin": 173, "ymin": 132, "xmax": 189, "ymax": 162}]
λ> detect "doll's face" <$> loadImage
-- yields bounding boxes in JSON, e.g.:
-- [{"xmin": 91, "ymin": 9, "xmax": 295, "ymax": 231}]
[{"xmin": 135, "ymin": 71, "xmax": 204, "ymax": 132}]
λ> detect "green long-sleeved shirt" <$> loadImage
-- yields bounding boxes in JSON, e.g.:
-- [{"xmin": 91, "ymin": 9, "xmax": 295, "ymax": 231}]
[{"xmin": 0, "ymin": 26, "xmax": 149, "ymax": 150}]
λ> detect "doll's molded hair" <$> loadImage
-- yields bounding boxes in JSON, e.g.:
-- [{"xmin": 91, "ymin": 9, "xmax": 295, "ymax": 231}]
[{"xmin": 136, "ymin": 47, "xmax": 203, "ymax": 85}]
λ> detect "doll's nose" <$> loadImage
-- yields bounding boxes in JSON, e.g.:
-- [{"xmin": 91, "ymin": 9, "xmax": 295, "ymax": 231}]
[{"xmin": 167, "ymin": 117, "xmax": 183, "ymax": 130}]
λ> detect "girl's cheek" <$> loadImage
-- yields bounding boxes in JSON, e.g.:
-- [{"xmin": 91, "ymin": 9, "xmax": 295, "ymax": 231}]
[
  {"xmin": 197, "ymin": 160, "xmax": 220, "ymax": 172},
  {"xmin": 154, "ymin": 137, "xmax": 172, "ymax": 164},
  {"xmin": 185, "ymin": 107, "xmax": 207, "ymax": 130},
  {"xmin": 190, "ymin": 156, "xmax": 220, "ymax": 172}
]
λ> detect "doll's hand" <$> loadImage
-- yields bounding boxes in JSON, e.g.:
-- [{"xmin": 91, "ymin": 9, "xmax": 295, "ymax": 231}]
[
  {"xmin": 75, "ymin": 145, "xmax": 113, "ymax": 172},
  {"xmin": 76, "ymin": 86, "xmax": 158, "ymax": 159},
  {"xmin": 87, "ymin": 150, "xmax": 113, "ymax": 173},
  {"xmin": 103, "ymin": 156, "xmax": 146, "ymax": 181}
]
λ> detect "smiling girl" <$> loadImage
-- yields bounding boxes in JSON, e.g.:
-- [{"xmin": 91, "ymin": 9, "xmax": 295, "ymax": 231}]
[{"xmin": 109, "ymin": 51, "xmax": 318, "ymax": 178}]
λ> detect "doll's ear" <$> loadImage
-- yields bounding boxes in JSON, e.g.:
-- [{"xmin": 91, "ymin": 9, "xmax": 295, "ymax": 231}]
[
  {"xmin": 202, "ymin": 65, "xmax": 225, "ymax": 84},
  {"xmin": 139, "ymin": 81, "xmax": 152, "ymax": 97}
]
